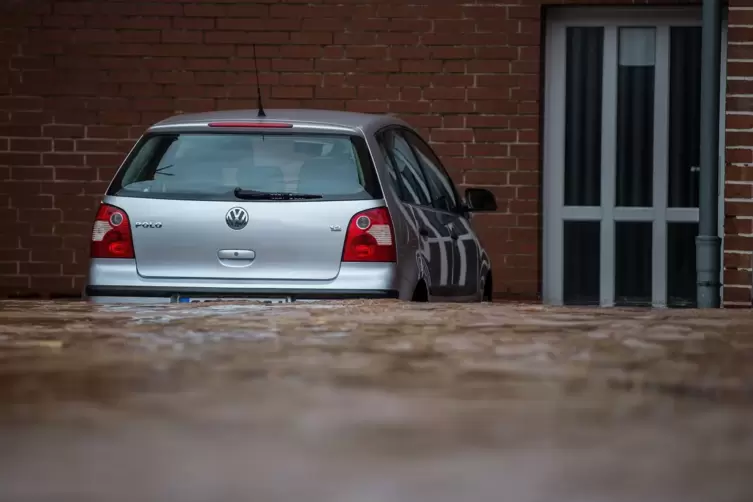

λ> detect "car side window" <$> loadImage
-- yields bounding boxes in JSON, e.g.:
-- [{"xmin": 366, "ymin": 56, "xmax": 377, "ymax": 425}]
[
  {"xmin": 380, "ymin": 130, "xmax": 432, "ymax": 206},
  {"xmin": 377, "ymin": 134, "xmax": 406, "ymax": 199},
  {"xmin": 403, "ymin": 130, "xmax": 459, "ymax": 213}
]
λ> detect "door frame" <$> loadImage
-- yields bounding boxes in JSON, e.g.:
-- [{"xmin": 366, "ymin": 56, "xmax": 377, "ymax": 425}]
[{"xmin": 542, "ymin": 6, "xmax": 728, "ymax": 306}]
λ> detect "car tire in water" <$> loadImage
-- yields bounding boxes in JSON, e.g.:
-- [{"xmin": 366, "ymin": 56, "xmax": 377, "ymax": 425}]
[
  {"xmin": 411, "ymin": 281, "xmax": 429, "ymax": 302},
  {"xmin": 482, "ymin": 273, "xmax": 493, "ymax": 302}
]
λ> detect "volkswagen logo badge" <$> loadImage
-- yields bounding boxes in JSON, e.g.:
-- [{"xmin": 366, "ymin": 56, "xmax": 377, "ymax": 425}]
[{"xmin": 225, "ymin": 207, "xmax": 249, "ymax": 230}]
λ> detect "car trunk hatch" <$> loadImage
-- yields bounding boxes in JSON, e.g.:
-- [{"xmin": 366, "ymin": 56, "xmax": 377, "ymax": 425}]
[{"xmin": 102, "ymin": 129, "xmax": 384, "ymax": 281}]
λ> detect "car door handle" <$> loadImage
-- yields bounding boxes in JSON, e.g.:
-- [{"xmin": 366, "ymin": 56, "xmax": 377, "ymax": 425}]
[{"xmin": 218, "ymin": 249, "xmax": 256, "ymax": 260}]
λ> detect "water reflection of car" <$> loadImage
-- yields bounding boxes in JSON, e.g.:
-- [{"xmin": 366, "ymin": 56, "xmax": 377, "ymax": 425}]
[{"xmin": 86, "ymin": 109, "xmax": 498, "ymax": 304}]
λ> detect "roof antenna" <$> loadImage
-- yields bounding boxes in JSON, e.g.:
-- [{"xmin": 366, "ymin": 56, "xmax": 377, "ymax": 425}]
[{"xmin": 252, "ymin": 44, "xmax": 266, "ymax": 118}]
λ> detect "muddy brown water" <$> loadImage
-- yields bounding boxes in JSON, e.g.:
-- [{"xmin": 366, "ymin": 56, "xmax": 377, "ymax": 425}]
[{"xmin": 0, "ymin": 300, "xmax": 752, "ymax": 502}]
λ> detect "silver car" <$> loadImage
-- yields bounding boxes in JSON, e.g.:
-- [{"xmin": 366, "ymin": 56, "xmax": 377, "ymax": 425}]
[{"xmin": 86, "ymin": 109, "xmax": 497, "ymax": 303}]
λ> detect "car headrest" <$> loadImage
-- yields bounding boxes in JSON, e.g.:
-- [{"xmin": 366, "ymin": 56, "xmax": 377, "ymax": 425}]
[
  {"xmin": 237, "ymin": 165, "xmax": 286, "ymax": 192},
  {"xmin": 297, "ymin": 157, "xmax": 362, "ymax": 194}
]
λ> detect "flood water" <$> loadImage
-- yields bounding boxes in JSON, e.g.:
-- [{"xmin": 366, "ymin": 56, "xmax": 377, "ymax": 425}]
[{"xmin": 0, "ymin": 300, "xmax": 752, "ymax": 502}]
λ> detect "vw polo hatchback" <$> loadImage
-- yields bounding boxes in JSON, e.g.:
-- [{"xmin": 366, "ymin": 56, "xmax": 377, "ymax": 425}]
[{"xmin": 86, "ymin": 109, "xmax": 498, "ymax": 303}]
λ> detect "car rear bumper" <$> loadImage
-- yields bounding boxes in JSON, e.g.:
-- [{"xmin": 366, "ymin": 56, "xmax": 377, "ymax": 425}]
[
  {"xmin": 85, "ymin": 286, "xmax": 398, "ymax": 303},
  {"xmin": 86, "ymin": 259, "xmax": 402, "ymax": 303}
]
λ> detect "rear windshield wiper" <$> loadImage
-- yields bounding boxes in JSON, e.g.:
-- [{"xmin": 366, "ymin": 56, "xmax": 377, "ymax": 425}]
[{"xmin": 233, "ymin": 187, "xmax": 323, "ymax": 200}]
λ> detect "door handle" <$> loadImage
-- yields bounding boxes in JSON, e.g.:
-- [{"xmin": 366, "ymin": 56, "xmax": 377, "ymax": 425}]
[{"xmin": 218, "ymin": 249, "xmax": 256, "ymax": 260}]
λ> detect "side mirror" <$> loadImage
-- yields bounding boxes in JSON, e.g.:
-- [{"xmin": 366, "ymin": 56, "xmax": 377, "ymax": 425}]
[{"xmin": 464, "ymin": 187, "xmax": 497, "ymax": 212}]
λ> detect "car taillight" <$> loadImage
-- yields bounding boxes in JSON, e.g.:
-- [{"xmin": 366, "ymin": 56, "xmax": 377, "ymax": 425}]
[
  {"xmin": 90, "ymin": 203, "xmax": 134, "ymax": 259},
  {"xmin": 342, "ymin": 207, "xmax": 396, "ymax": 263}
]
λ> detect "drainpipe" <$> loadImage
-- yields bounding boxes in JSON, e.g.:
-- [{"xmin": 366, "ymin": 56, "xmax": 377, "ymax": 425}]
[{"xmin": 696, "ymin": 0, "xmax": 723, "ymax": 308}]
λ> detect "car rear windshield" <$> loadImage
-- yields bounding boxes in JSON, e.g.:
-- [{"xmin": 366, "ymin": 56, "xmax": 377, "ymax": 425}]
[{"xmin": 108, "ymin": 132, "xmax": 382, "ymax": 201}]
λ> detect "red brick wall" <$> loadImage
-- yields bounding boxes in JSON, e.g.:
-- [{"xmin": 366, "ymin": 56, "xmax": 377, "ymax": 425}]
[
  {"xmin": 724, "ymin": 1, "xmax": 753, "ymax": 306},
  {"xmin": 0, "ymin": 0, "xmax": 748, "ymax": 305}
]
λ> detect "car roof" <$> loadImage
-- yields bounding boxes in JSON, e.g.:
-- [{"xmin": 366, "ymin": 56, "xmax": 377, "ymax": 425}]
[{"xmin": 149, "ymin": 108, "xmax": 410, "ymax": 134}]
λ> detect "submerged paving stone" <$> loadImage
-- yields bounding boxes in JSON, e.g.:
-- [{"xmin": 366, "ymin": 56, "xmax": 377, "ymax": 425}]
[{"xmin": 0, "ymin": 300, "xmax": 752, "ymax": 502}]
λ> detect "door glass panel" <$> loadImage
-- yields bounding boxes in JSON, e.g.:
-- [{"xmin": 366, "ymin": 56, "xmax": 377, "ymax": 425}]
[
  {"xmin": 667, "ymin": 222, "xmax": 698, "ymax": 307},
  {"xmin": 615, "ymin": 221, "xmax": 652, "ymax": 306},
  {"xmin": 403, "ymin": 131, "xmax": 459, "ymax": 212},
  {"xmin": 378, "ymin": 136, "xmax": 410, "ymax": 201},
  {"xmin": 384, "ymin": 131, "xmax": 432, "ymax": 206},
  {"xmin": 565, "ymin": 27, "xmax": 604, "ymax": 207},
  {"xmin": 668, "ymin": 27, "xmax": 702, "ymax": 208},
  {"xmin": 563, "ymin": 221, "xmax": 600, "ymax": 305},
  {"xmin": 616, "ymin": 27, "xmax": 656, "ymax": 208}
]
